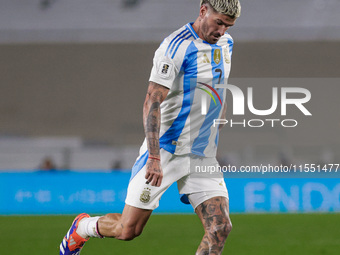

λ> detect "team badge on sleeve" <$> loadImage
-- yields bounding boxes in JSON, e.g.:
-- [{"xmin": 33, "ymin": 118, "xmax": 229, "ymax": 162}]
[{"xmin": 157, "ymin": 61, "xmax": 174, "ymax": 79}]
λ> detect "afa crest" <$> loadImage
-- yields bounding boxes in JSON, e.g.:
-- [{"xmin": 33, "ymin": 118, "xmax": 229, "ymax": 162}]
[{"xmin": 140, "ymin": 187, "xmax": 151, "ymax": 203}]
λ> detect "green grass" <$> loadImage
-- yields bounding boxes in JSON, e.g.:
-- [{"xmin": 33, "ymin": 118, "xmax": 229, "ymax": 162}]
[{"xmin": 1, "ymin": 214, "xmax": 339, "ymax": 255}]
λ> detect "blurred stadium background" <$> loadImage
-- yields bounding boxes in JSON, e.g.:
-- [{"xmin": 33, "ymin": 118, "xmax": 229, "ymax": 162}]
[{"xmin": 0, "ymin": 0, "xmax": 339, "ymax": 254}]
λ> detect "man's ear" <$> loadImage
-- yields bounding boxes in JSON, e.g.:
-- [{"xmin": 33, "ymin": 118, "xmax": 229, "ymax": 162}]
[{"xmin": 199, "ymin": 4, "xmax": 209, "ymax": 19}]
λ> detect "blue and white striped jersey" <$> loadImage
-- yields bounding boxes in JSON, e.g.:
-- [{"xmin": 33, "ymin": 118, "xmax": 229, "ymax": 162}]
[{"xmin": 147, "ymin": 22, "xmax": 234, "ymax": 157}]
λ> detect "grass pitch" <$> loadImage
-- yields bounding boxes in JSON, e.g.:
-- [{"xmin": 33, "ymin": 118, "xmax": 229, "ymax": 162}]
[{"xmin": 0, "ymin": 213, "xmax": 339, "ymax": 255}]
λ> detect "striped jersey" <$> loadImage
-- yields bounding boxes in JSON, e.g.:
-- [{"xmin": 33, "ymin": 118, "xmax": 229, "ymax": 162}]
[{"xmin": 146, "ymin": 22, "xmax": 234, "ymax": 157}]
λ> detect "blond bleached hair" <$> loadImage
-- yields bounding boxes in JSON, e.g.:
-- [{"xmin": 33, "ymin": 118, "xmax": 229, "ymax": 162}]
[{"xmin": 200, "ymin": 0, "xmax": 241, "ymax": 18}]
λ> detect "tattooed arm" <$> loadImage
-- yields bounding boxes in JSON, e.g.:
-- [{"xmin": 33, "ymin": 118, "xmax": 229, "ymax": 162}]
[{"xmin": 143, "ymin": 81, "xmax": 169, "ymax": 187}]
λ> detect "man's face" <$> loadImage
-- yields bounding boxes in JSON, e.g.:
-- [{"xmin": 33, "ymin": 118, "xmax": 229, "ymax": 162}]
[{"xmin": 199, "ymin": 5, "xmax": 236, "ymax": 44}]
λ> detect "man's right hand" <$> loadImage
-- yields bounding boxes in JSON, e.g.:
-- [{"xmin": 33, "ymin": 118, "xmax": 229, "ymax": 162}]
[{"xmin": 145, "ymin": 158, "xmax": 163, "ymax": 187}]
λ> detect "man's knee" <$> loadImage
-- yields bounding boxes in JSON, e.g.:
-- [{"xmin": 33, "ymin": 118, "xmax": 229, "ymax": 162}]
[
  {"xmin": 224, "ymin": 220, "xmax": 232, "ymax": 236},
  {"xmin": 207, "ymin": 218, "xmax": 232, "ymax": 241},
  {"xmin": 117, "ymin": 205, "xmax": 152, "ymax": 241},
  {"xmin": 117, "ymin": 225, "xmax": 143, "ymax": 241},
  {"xmin": 196, "ymin": 196, "xmax": 232, "ymax": 241}
]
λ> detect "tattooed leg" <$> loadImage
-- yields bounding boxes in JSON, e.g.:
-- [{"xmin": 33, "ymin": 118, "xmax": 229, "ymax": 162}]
[{"xmin": 195, "ymin": 197, "xmax": 232, "ymax": 255}]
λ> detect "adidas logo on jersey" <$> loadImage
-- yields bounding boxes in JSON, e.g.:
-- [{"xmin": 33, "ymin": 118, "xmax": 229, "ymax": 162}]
[{"xmin": 198, "ymin": 53, "xmax": 210, "ymax": 64}]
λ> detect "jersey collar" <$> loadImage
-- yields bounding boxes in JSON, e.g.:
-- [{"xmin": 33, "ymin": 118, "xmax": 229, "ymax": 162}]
[{"xmin": 186, "ymin": 23, "xmax": 200, "ymax": 40}]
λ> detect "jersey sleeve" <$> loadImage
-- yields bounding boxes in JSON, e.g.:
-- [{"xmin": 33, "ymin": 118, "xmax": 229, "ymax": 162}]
[
  {"xmin": 149, "ymin": 39, "xmax": 185, "ymax": 89},
  {"xmin": 226, "ymin": 33, "xmax": 234, "ymax": 59}
]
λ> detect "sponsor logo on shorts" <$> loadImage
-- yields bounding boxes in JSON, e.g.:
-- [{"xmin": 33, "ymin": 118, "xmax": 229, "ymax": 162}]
[{"xmin": 140, "ymin": 187, "xmax": 151, "ymax": 203}]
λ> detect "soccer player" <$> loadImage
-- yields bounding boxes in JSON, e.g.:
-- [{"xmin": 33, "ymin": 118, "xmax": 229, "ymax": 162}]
[{"xmin": 59, "ymin": 0, "xmax": 241, "ymax": 254}]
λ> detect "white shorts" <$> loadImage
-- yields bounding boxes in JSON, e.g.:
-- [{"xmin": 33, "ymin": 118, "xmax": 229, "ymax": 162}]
[{"xmin": 125, "ymin": 149, "xmax": 229, "ymax": 210}]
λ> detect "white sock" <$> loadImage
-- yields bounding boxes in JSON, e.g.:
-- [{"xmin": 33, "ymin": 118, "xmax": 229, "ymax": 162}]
[{"xmin": 76, "ymin": 216, "xmax": 101, "ymax": 238}]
